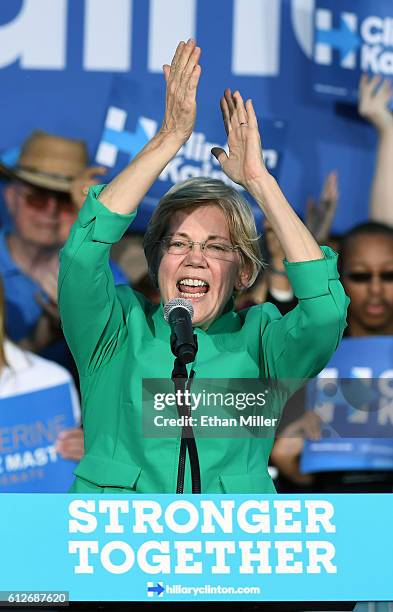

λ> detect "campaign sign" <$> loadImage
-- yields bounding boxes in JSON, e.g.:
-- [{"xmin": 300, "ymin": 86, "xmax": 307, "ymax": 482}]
[
  {"xmin": 0, "ymin": 494, "xmax": 392, "ymax": 602},
  {"xmin": 95, "ymin": 75, "xmax": 287, "ymax": 231},
  {"xmin": 301, "ymin": 336, "xmax": 393, "ymax": 473},
  {"xmin": 312, "ymin": 0, "xmax": 393, "ymax": 103},
  {"xmin": 0, "ymin": 383, "xmax": 77, "ymax": 492}
]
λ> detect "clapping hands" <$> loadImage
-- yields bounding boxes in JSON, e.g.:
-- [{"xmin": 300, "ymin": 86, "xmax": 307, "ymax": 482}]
[
  {"xmin": 161, "ymin": 47, "xmax": 269, "ymax": 195},
  {"xmin": 212, "ymin": 89, "xmax": 269, "ymax": 191}
]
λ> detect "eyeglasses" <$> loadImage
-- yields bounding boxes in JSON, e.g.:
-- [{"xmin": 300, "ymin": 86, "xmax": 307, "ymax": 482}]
[
  {"xmin": 18, "ymin": 184, "xmax": 72, "ymax": 212},
  {"xmin": 160, "ymin": 236, "xmax": 239, "ymax": 261},
  {"xmin": 345, "ymin": 271, "xmax": 393, "ymax": 283}
]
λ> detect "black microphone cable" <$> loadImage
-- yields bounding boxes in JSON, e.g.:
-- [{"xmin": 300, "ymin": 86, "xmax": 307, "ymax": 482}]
[{"xmin": 172, "ymin": 362, "xmax": 200, "ymax": 494}]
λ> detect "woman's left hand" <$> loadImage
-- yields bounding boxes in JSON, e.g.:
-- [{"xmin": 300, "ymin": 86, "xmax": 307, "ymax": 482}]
[{"xmin": 212, "ymin": 89, "xmax": 269, "ymax": 192}]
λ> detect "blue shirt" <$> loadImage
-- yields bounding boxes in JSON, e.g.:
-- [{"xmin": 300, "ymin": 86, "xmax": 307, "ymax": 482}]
[{"xmin": 0, "ymin": 229, "xmax": 129, "ymax": 367}]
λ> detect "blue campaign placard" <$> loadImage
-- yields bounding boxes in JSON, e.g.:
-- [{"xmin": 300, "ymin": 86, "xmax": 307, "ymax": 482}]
[
  {"xmin": 94, "ymin": 74, "xmax": 287, "ymax": 231},
  {"xmin": 0, "ymin": 494, "xmax": 392, "ymax": 602},
  {"xmin": 0, "ymin": 384, "xmax": 77, "ymax": 492},
  {"xmin": 301, "ymin": 336, "xmax": 393, "ymax": 473},
  {"xmin": 312, "ymin": 0, "xmax": 393, "ymax": 103}
]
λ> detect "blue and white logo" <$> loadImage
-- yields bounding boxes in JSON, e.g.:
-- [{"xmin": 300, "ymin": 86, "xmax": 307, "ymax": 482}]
[
  {"xmin": 96, "ymin": 107, "xmax": 156, "ymax": 168},
  {"xmin": 147, "ymin": 582, "xmax": 164, "ymax": 597},
  {"xmin": 314, "ymin": 6, "xmax": 393, "ymax": 74},
  {"xmin": 315, "ymin": 10, "xmax": 360, "ymax": 69}
]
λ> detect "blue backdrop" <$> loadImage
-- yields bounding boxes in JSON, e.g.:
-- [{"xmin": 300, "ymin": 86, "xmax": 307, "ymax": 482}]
[{"xmin": 0, "ymin": 0, "xmax": 388, "ymax": 232}]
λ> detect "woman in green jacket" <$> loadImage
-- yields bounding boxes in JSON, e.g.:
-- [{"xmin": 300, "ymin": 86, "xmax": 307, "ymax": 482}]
[{"xmin": 59, "ymin": 40, "xmax": 349, "ymax": 494}]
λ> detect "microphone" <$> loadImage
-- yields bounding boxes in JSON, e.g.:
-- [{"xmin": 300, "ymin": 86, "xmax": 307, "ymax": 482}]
[{"xmin": 164, "ymin": 298, "xmax": 198, "ymax": 364}]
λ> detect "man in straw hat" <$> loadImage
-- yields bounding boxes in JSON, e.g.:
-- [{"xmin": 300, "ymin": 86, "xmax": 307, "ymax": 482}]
[
  {"xmin": 0, "ymin": 130, "xmax": 127, "ymax": 349},
  {"xmin": 0, "ymin": 131, "xmax": 127, "ymax": 461}
]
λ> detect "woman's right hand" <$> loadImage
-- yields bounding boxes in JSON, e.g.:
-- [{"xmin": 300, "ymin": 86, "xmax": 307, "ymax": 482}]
[
  {"xmin": 160, "ymin": 39, "xmax": 201, "ymax": 143},
  {"xmin": 358, "ymin": 74, "xmax": 393, "ymax": 132},
  {"xmin": 98, "ymin": 40, "xmax": 201, "ymax": 214}
]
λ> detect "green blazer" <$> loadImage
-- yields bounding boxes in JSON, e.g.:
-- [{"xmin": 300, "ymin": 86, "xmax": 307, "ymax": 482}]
[{"xmin": 59, "ymin": 185, "xmax": 349, "ymax": 494}]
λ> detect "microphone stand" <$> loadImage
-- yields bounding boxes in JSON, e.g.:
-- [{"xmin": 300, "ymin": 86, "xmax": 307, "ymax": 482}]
[{"xmin": 171, "ymin": 337, "xmax": 201, "ymax": 494}]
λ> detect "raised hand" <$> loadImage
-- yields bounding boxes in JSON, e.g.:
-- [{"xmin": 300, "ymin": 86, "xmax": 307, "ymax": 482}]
[
  {"xmin": 211, "ymin": 89, "xmax": 269, "ymax": 191},
  {"xmin": 305, "ymin": 170, "xmax": 339, "ymax": 244},
  {"xmin": 161, "ymin": 39, "xmax": 201, "ymax": 143},
  {"xmin": 358, "ymin": 74, "xmax": 393, "ymax": 132},
  {"xmin": 97, "ymin": 40, "xmax": 201, "ymax": 214}
]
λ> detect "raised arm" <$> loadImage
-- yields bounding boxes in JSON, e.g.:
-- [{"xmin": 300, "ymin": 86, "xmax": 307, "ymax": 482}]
[
  {"xmin": 212, "ymin": 89, "xmax": 322, "ymax": 263},
  {"xmin": 358, "ymin": 74, "xmax": 393, "ymax": 225},
  {"xmin": 212, "ymin": 90, "xmax": 348, "ymax": 380},
  {"xmin": 99, "ymin": 39, "xmax": 201, "ymax": 214},
  {"xmin": 59, "ymin": 40, "xmax": 201, "ymax": 375}
]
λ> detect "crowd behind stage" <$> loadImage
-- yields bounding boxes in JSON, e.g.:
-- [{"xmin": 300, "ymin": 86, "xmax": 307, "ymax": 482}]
[{"xmin": 0, "ymin": 74, "xmax": 392, "ymax": 494}]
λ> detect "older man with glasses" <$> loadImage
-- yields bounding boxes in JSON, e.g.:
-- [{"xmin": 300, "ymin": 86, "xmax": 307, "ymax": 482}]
[{"xmin": 0, "ymin": 131, "xmax": 127, "ymax": 359}]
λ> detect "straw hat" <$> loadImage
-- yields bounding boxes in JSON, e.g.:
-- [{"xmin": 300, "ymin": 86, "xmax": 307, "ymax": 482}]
[{"xmin": 0, "ymin": 131, "xmax": 88, "ymax": 193}]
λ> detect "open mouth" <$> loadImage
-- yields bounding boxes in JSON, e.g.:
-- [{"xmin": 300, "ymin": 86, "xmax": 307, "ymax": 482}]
[{"xmin": 176, "ymin": 277, "xmax": 210, "ymax": 299}]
